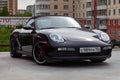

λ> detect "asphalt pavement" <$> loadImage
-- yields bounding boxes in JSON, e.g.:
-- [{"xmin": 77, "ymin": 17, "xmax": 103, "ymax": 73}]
[{"xmin": 0, "ymin": 50, "xmax": 120, "ymax": 80}]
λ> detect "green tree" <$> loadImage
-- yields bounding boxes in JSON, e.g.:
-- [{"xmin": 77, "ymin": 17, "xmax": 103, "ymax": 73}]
[{"xmin": 0, "ymin": 6, "xmax": 9, "ymax": 16}]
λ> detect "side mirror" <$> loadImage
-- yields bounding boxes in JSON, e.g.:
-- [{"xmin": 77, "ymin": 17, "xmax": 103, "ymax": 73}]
[{"xmin": 24, "ymin": 25, "xmax": 34, "ymax": 30}]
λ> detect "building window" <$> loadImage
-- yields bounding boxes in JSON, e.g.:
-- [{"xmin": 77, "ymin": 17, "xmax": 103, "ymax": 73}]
[
  {"xmin": 113, "ymin": 9, "xmax": 116, "ymax": 15},
  {"xmin": 109, "ymin": 10, "xmax": 111, "ymax": 15},
  {"xmin": 73, "ymin": 0, "xmax": 75, "ymax": 4},
  {"xmin": 83, "ymin": 4, "xmax": 85, "ymax": 9},
  {"xmin": 63, "ymin": 0, "xmax": 69, "ymax": 2},
  {"xmin": 76, "ymin": 13, "xmax": 78, "ymax": 18},
  {"xmin": 64, "ymin": 5, "xmax": 69, "ymax": 10},
  {"xmin": 64, "ymin": 13, "xmax": 69, "ymax": 16},
  {"xmin": 98, "ymin": 0, "xmax": 107, "ymax": 5},
  {"xmin": 98, "ymin": 10, "xmax": 107, "ymax": 16},
  {"xmin": 83, "ymin": 13, "xmax": 85, "ymax": 17},
  {"xmin": 86, "ymin": 2, "xmax": 91, "ymax": 8},
  {"xmin": 119, "ymin": 9, "xmax": 120, "ymax": 14},
  {"xmin": 73, "ymin": 13, "xmax": 75, "ymax": 18},
  {"xmin": 54, "ymin": 13, "xmax": 58, "ymax": 15},
  {"xmin": 118, "ymin": 19, "xmax": 120, "ymax": 25},
  {"xmin": 119, "ymin": 0, "xmax": 120, "ymax": 3},
  {"xmin": 108, "ymin": 0, "xmax": 111, "ymax": 5},
  {"xmin": 114, "ymin": 0, "xmax": 116, "ymax": 4},
  {"xmin": 79, "ymin": 13, "xmax": 81, "ymax": 18},
  {"xmin": 87, "ymin": 11, "xmax": 93, "ymax": 17},
  {"xmin": 54, "ymin": 5, "xmax": 58, "ymax": 9}
]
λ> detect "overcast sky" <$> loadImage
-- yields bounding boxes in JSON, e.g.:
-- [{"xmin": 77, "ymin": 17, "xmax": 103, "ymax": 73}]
[{"xmin": 18, "ymin": 0, "xmax": 35, "ymax": 9}]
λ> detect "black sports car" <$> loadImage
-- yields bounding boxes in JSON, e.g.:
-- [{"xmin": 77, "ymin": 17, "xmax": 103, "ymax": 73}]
[{"xmin": 10, "ymin": 16, "xmax": 112, "ymax": 65}]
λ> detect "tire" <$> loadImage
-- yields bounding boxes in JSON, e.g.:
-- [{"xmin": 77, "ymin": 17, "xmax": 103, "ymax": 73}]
[
  {"xmin": 10, "ymin": 37, "xmax": 22, "ymax": 58},
  {"xmin": 90, "ymin": 59, "xmax": 107, "ymax": 63},
  {"xmin": 32, "ymin": 42, "xmax": 47, "ymax": 65}
]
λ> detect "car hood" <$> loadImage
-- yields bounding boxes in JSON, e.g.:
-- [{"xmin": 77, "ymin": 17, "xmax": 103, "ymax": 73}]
[{"xmin": 37, "ymin": 28, "xmax": 100, "ymax": 41}]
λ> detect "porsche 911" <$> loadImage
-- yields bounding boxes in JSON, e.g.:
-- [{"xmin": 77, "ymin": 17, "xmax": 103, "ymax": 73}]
[{"xmin": 10, "ymin": 16, "xmax": 112, "ymax": 65}]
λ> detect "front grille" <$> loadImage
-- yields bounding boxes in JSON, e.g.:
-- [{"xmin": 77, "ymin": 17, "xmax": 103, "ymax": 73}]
[
  {"xmin": 58, "ymin": 51, "xmax": 79, "ymax": 57},
  {"xmin": 79, "ymin": 52, "xmax": 101, "ymax": 56},
  {"xmin": 48, "ymin": 48, "xmax": 111, "ymax": 57}
]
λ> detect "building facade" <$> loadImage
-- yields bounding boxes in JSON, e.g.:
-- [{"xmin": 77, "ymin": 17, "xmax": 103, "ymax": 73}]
[
  {"xmin": 35, "ymin": 0, "xmax": 50, "ymax": 16},
  {"xmin": 73, "ymin": 0, "xmax": 86, "ymax": 18},
  {"xmin": 35, "ymin": 0, "xmax": 86, "ymax": 18},
  {"xmin": 106, "ymin": 0, "xmax": 120, "ymax": 40},
  {"xmin": 107, "ymin": 0, "xmax": 120, "ymax": 19},
  {"xmin": 35, "ymin": 0, "xmax": 120, "ymax": 39},
  {"xmin": 86, "ymin": 0, "xmax": 107, "ymax": 29},
  {"xmin": 26, "ymin": 5, "xmax": 35, "ymax": 16},
  {"xmin": 8, "ymin": 0, "xmax": 18, "ymax": 15},
  {"xmin": 85, "ymin": 0, "xmax": 120, "ymax": 39},
  {"xmin": 50, "ymin": 0, "xmax": 73, "ymax": 17},
  {"xmin": 0, "ymin": 0, "xmax": 8, "ymax": 11},
  {"xmin": 0, "ymin": 0, "xmax": 17, "ymax": 16}
]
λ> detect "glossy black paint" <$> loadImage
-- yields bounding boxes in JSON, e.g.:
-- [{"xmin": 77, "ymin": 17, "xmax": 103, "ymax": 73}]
[{"xmin": 10, "ymin": 16, "xmax": 112, "ymax": 62}]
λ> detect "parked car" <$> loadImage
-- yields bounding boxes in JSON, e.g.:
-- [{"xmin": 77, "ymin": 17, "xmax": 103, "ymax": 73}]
[{"xmin": 10, "ymin": 16, "xmax": 112, "ymax": 65}]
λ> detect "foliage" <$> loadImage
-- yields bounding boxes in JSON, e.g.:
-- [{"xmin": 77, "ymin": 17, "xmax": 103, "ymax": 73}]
[
  {"xmin": 111, "ymin": 39, "xmax": 120, "ymax": 47},
  {"xmin": 0, "ymin": 26, "xmax": 11, "ymax": 45},
  {"xmin": 16, "ymin": 24, "xmax": 24, "ymax": 29},
  {"xmin": 0, "ymin": 6, "xmax": 10, "ymax": 16},
  {"xmin": 0, "ymin": 25, "xmax": 23, "ymax": 52},
  {"xmin": 0, "ymin": 47, "xmax": 9, "ymax": 52},
  {"xmin": 17, "ymin": 12, "xmax": 32, "ymax": 17}
]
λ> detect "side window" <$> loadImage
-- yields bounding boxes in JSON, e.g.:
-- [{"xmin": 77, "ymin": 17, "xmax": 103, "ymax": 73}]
[{"xmin": 26, "ymin": 19, "xmax": 35, "ymax": 27}]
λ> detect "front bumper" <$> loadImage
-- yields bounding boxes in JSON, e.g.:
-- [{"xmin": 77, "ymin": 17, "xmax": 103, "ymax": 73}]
[
  {"xmin": 46, "ymin": 47, "xmax": 112, "ymax": 61},
  {"xmin": 41, "ymin": 40, "xmax": 113, "ymax": 61}
]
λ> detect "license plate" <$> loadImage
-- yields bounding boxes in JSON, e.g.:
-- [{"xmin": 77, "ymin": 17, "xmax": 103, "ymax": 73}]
[{"xmin": 80, "ymin": 47, "xmax": 101, "ymax": 53}]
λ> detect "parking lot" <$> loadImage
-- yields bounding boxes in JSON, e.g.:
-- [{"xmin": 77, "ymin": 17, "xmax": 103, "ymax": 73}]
[{"xmin": 0, "ymin": 50, "xmax": 120, "ymax": 80}]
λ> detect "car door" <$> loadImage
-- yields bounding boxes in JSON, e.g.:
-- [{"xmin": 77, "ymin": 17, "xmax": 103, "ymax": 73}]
[{"xmin": 19, "ymin": 19, "xmax": 35, "ymax": 55}]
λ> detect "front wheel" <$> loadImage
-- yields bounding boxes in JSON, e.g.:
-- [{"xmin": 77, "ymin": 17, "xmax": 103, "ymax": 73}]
[
  {"xmin": 10, "ymin": 37, "xmax": 22, "ymax": 58},
  {"xmin": 90, "ymin": 59, "xmax": 107, "ymax": 63},
  {"xmin": 32, "ymin": 42, "xmax": 47, "ymax": 65}
]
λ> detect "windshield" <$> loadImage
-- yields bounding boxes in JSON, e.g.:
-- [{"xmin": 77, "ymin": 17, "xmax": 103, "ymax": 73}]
[{"xmin": 36, "ymin": 17, "xmax": 82, "ymax": 29}]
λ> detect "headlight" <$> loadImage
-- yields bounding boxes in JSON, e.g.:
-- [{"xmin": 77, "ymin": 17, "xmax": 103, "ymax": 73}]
[
  {"xmin": 50, "ymin": 33, "xmax": 64, "ymax": 43},
  {"xmin": 92, "ymin": 29, "xmax": 110, "ymax": 43},
  {"xmin": 100, "ymin": 32, "xmax": 110, "ymax": 42}
]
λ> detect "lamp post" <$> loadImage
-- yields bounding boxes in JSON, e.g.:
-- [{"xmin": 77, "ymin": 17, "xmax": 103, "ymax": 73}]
[{"xmin": 33, "ymin": 4, "xmax": 35, "ymax": 17}]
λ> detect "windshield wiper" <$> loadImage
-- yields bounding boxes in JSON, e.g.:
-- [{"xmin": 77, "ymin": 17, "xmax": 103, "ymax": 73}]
[
  {"xmin": 40, "ymin": 27, "xmax": 81, "ymax": 29},
  {"xmin": 64, "ymin": 27, "xmax": 81, "ymax": 29},
  {"xmin": 40, "ymin": 27, "xmax": 60, "ymax": 29}
]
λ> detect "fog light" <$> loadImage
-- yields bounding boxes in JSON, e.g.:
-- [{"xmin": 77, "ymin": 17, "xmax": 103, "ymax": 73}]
[
  {"xmin": 103, "ymin": 47, "xmax": 112, "ymax": 50},
  {"xmin": 57, "ymin": 48, "xmax": 75, "ymax": 51}
]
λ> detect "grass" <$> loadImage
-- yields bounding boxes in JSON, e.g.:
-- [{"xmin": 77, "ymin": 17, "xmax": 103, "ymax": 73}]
[
  {"xmin": 0, "ymin": 26, "xmax": 13, "ymax": 52},
  {"xmin": 0, "ymin": 25, "xmax": 23, "ymax": 52},
  {"xmin": 0, "ymin": 47, "xmax": 10, "ymax": 52},
  {"xmin": 0, "ymin": 27, "xmax": 11, "ymax": 52},
  {"xmin": 0, "ymin": 28, "xmax": 11, "ymax": 45}
]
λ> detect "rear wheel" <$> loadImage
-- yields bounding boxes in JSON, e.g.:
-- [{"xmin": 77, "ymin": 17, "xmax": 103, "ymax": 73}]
[
  {"xmin": 10, "ymin": 37, "xmax": 22, "ymax": 58},
  {"xmin": 33, "ymin": 42, "xmax": 47, "ymax": 65},
  {"xmin": 90, "ymin": 59, "xmax": 107, "ymax": 63}
]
